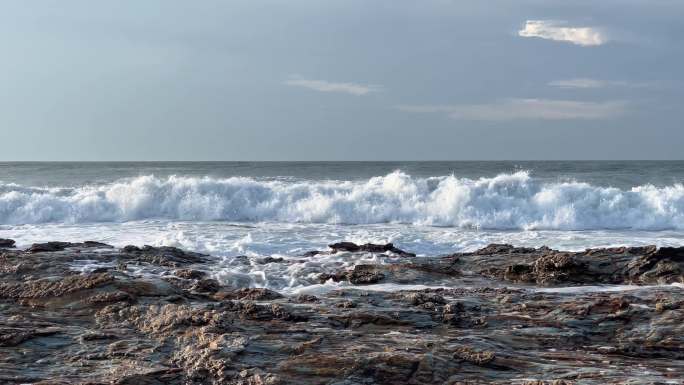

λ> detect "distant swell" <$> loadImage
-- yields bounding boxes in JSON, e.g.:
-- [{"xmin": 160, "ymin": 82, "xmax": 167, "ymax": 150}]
[{"xmin": 1, "ymin": 171, "xmax": 684, "ymax": 230}]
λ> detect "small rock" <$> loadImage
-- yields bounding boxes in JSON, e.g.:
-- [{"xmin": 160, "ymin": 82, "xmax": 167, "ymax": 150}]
[
  {"xmin": 191, "ymin": 279, "xmax": 221, "ymax": 293},
  {"xmin": 453, "ymin": 346, "xmax": 495, "ymax": 366},
  {"xmin": 216, "ymin": 288, "xmax": 284, "ymax": 301},
  {"xmin": 336, "ymin": 300, "xmax": 357, "ymax": 308},
  {"xmin": 174, "ymin": 269, "xmax": 207, "ymax": 280},
  {"xmin": 256, "ymin": 256, "xmax": 284, "ymax": 264},
  {"xmin": 328, "ymin": 242, "xmax": 416, "ymax": 258}
]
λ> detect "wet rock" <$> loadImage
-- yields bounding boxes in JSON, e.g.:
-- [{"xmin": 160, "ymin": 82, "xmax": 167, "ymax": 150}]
[
  {"xmin": 220, "ymin": 300, "xmax": 306, "ymax": 322},
  {"xmin": 291, "ymin": 336, "xmax": 323, "ymax": 355},
  {"xmin": 474, "ymin": 243, "xmax": 539, "ymax": 255},
  {"xmin": 627, "ymin": 247, "xmax": 684, "ymax": 284},
  {"xmin": 301, "ymin": 250, "xmax": 324, "ymax": 258},
  {"xmin": 319, "ymin": 265, "xmax": 386, "ymax": 285},
  {"xmin": 26, "ymin": 241, "xmax": 111, "ymax": 253},
  {"xmin": 230, "ymin": 370, "xmax": 280, "ymax": 385},
  {"xmin": 503, "ymin": 263, "xmax": 535, "ymax": 282},
  {"xmin": 0, "ymin": 272, "xmax": 114, "ymax": 299},
  {"xmin": 317, "ymin": 272, "xmax": 345, "ymax": 284},
  {"xmin": 348, "ymin": 265, "xmax": 386, "ymax": 285},
  {"xmin": 79, "ymin": 331, "xmax": 120, "ymax": 341},
  {"xmin": 404, "ymin": 292, "xmax": 446, "ymax": 306},
  {"xmin": 256, "ymin": 256, "xmax": 284, "ymax": 264},
  {"xmin": 120, "ymin": 245, "xmax": 208, "ymax": 267},
  {"xmin": 452, "ymin": 346, "xmax": 496, "ymax": 366},
  {"xmin": 532, "ymin": 253, "xmax": 587, "ymax": 285},
  {"xmin": 3, "ymin": 241, "xmax": 684, "ymax": 384},
  {"xmin": 121, "ymin": 245, "xmax": 142, "ymax": 253},
  {"xmin": 331, "ymin": 312, "xmax": 410, "ymax": 328},
  {"xmin": 328, "ymin": 242, "xmax": 416, "ymax": 258},
  {"xmin": 26, "ymin": 241, "xmax": 76, "ymax": 253},
  {"xmin": 653, "ymin": 246, "xmax": 684, "ymax": 261},
  {"xmin": 363, "ymin": 352, "xmax": 420, "ymax": 384},
  {"xmin": 441, "ymin": 302, "xmax": 465, "ymax": 325},
  {"xmin": 173, "ymin": 269, "xmax": 207, "ymax": 280},
  {"xmin": 486, "ymin": 245, "xmax": 684, "ymax": 285},
  {"xmin": 191, "ymin": 279, "xmax": 221, "ymax": 293},
  {"xmin": 293, "ymin": 294, "xmax": 319, "ymax": 303},
  {"xmin": 216, "ymin": 288, "xmax": 284, "ymax": 301},
  {"xmin": 86, "ymin": 290, "xmax": 133, "ymax": 305},
  {"xmin": 81, "ymin": 241, "xmax": 114, "ymax": 248},
  {"xmin": 0, "ymin": 326, "xmax": 61, "ymax": 347},
  {"xmin": 656, "ymin": 300, "xmax": 684, "ymax": 313},
  {"xmin": 336, "ymin": 300, "xmax": 357, "ymax": 308},
  {"xmin": 112, "ymin": 368, "xmax": 185, "ymax": 385},
  {"xmin": 0, "ymin": 238, "xmax": 16, "ymax": 248}
]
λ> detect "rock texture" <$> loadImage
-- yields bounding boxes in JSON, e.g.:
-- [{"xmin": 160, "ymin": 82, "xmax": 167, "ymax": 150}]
[{"xmin": 0, "ymin": 240, "xmax": 683, "ymax": 384}]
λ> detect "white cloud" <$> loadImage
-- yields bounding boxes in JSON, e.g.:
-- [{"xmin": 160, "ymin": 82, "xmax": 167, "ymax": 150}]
[
  {"xmin": 519, "ymin": 20, "xmax": 607, "ymax": 46},
  {"xmin": 284, "ymin": 77, "xmax": 380, "ymax": 96},
  {"xmin": 548, "ymin": 78, "xmax": 608, "ymax": 89},
  {"xmin": 549, "ymin": 78, "xmax": 652, "ymax": 89},
  {"xmin": 397, "ymin": 99, "xmax": 626, "ymax": 121}
]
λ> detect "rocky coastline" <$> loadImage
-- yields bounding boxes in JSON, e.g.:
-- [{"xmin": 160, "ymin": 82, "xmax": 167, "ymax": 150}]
[{"xmin": 0, "ymin": 239, "xmax": 683, "ymax": 384}]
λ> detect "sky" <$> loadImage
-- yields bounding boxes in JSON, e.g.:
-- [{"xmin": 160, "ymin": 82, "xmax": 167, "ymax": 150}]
[{"xmin": 0, "ymin": 0, "xmax": 682, "ymax": 161}]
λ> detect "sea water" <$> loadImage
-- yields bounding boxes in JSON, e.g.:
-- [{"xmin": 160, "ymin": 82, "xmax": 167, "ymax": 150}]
[{"xmin": 2, "ymin": 161, "xmax": 684, "ymax": 292}]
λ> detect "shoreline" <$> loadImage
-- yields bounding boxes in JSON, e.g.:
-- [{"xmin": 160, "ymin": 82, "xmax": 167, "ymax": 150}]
[{"xmin": 1, "ymin": 240, "xmax": 682, "ymax": 384}]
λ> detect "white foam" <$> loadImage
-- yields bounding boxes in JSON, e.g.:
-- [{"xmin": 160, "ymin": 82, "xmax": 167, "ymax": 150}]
[
  {"xmin": 1, "ymin": 171, "xmax": 684, "ymax": 230},
  {"xmin": 534, "ymin": 283, "xmax": 684, "ymax": 294}
]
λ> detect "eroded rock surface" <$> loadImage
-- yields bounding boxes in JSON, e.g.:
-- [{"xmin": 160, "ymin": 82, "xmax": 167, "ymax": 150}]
[{"xmin": 0, "ymin": 240, "xmax": 682, "ymax": 384}]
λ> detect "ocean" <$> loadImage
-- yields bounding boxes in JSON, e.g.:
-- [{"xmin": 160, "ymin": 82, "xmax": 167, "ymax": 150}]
[{"xmin": 2, "ymin": 161, "xmax": 684, "ymax": 293}]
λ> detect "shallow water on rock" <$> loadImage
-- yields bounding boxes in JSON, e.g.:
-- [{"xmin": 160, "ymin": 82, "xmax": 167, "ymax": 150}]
[{"xmin": 7, "ymin": 220, "xmax": 684, "ymax": 293}]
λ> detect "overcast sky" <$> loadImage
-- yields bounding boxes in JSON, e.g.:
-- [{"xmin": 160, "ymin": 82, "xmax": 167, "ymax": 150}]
[{"xmin": 1, "ymin": 0, "xmax": 682, "ymax": 160}]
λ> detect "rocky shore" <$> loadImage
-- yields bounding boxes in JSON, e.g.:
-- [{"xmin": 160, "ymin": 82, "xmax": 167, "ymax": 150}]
[{"xmin": 0, "ymin": 239, "xmax": 683, "ymax": 384}]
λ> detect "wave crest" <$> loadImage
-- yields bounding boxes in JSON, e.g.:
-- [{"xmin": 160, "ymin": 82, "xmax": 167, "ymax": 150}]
[{"xmin": 1, "ymin": 171, "xmax": 683, "ymax": 230}]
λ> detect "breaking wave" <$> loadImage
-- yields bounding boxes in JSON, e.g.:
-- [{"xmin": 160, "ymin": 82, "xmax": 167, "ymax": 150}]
[{"xmin": 1, "ymin": 171, "xmax": 684, "ymax": 230}]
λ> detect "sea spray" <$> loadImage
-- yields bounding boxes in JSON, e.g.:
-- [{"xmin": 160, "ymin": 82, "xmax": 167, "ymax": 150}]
[{"xmin": 1, "ymin": 171, "xmax": 684, "ymax": 230}]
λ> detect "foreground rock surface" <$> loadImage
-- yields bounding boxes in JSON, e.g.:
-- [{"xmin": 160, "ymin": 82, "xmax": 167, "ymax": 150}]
[{"xmin": 0, "ymin": 240, "xmax": 682, "ymax": 384}]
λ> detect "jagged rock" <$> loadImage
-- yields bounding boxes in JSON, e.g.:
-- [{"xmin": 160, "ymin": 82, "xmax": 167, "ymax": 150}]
[
  {"xmin": 532, "ymin": 253, "xmax": 587, "ymax": 285},
  {"xmin": 487, "ymin": 245, "xmax": 684, "ymax": 285},
  {"xmin": 2, "ymin": 241, "xmax": 684, "ymax": 384}
]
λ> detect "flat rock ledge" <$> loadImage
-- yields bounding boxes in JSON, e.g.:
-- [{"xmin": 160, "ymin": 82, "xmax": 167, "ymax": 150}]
[{"xmin": 0, "ymin": 240, "xmax": 682, "ymax": 384}]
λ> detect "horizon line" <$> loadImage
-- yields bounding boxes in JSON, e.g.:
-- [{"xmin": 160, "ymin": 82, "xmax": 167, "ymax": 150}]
[{"xmin": 1, "ymin": 160, "xmax": 683, "ymax": 163}]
